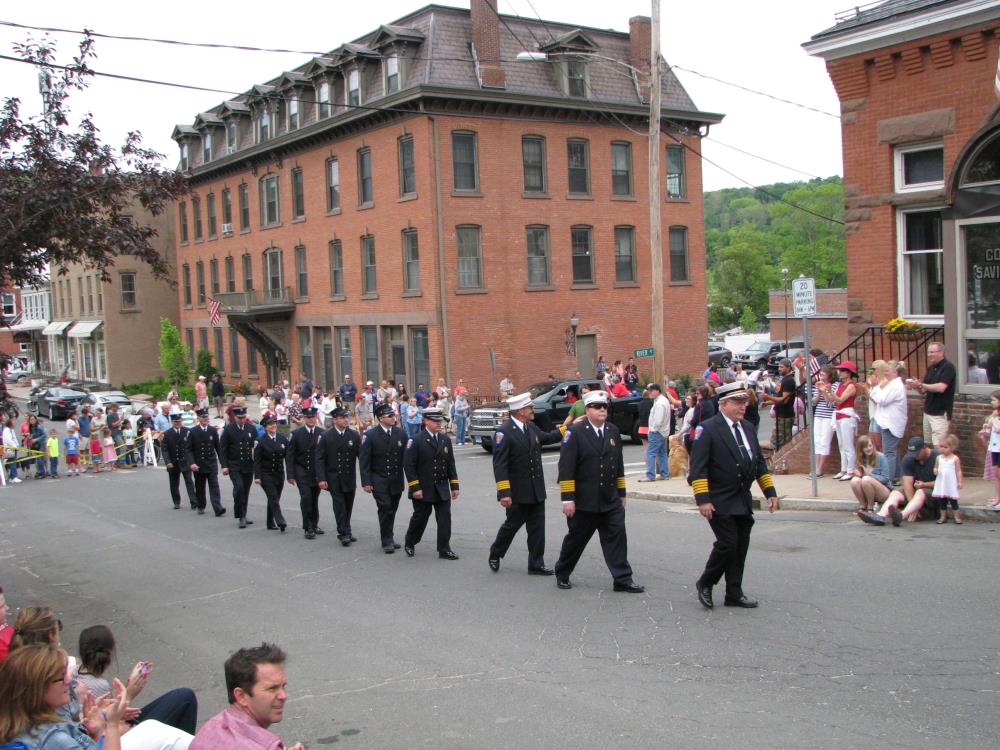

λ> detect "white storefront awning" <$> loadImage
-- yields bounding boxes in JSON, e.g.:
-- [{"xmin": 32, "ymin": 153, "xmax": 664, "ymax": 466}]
[
  {"xmin": 42, "ymin": 320, "xmax": 73, "ymax": 336},
  {"xmin": 67, "ymin": 320, "xmax": 103, "ymax": 338},
  {"xmin": 9, "ymin": 319, "xmax": 49, "ymax": 332}
]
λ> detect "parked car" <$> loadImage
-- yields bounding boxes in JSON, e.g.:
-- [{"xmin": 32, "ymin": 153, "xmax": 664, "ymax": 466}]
[
  {"xmin": 28, "ymin": 387, "xmax": 89, "ymax": 419},
  {"xmin": 469, "ymin": 379, "xmax": 643, "ymax": 453},
  {"xmin": 2, "ymin": 359, "xmax": 32, "ymax": 383},
  {"xmin": 708, "ymin": 342, "xmax": 732, "ymax": 367},
  {"xmin": 83, "ymin": 390, "xmax": 138, "ymax": 416},
  {"xmin": 766, "ymin": 347, "xmax": 808, "ymax": 373},
  {"xmin": 732, "ymin": 339, "xmax": 804, "ymax": 370}
]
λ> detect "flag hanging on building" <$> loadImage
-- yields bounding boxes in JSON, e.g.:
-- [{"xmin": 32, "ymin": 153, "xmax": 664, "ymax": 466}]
[{"xmin": 208, "ymin": 297, "xmax": 222, "ymax": 327}]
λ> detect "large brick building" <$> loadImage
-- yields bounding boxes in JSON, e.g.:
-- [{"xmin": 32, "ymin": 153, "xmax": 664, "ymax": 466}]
[
  {"xmin": 171, "ymin": 0, "xmax": 719, "ymax": 397},
  {"xmin": 805, "ymin": 0, "xmax": 1000, "ymax": 471}
]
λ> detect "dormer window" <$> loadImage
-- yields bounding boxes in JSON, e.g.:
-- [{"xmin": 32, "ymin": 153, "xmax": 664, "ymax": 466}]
[
  {"xmin": 287, "ymin": 96, "xmax": 299, "ymax": 130},
  {"xmin": 385, "ymin": 55, "xmax": 399, "ymax": 94},
  {"xmin": 179, "ymin": 142, "xmax": 189, "ymax": 171},
  {"xmin": 566, "ymin": 59, "xmax": 587, "ymax": 98},
  {"xmin": 318, "ymin": 81, "xmax": 331, "ymax": 119},
  {"xmin": 348, "ymin": 70, "xmax": 360, "ymax": 106},
  {"xmin": 202, "ymin": 133, "xmax": 212, "ymax": 163},
  {"xmin": 226, "ymin": 121, "xmax": 237, "ymax": 153},
  {"xmin": 257, "ymin": 107, "xmax": 270, "ymax": 143}
]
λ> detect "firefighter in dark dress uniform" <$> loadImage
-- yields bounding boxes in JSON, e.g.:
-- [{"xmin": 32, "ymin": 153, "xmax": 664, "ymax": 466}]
[
  {"xmin": 688, "ymin": 381, "xmax": 778, "ymax": 609},
  {"xmin": 316, "ymin": 407, "xmax": 361, "ymax": 546},
  {"xmin": 359, "ymin": 403, "xmax": 407, "ymax": 553},
  {"xmin": 553, "ymin": 390, "xmax": 644, "ymax": 593},
  {"xmin": 253, "ymin": 416, "xmax": 288, "ymax": 531},
  {"xmin": 286, "ymin": 406, "xmax": 323, "ymax": 540},
  {"xmin": 162, "ymin": 412, "xmax": 196, "ymax": 509},
  {"xmin": 220, "ymin": 406, "xmax": 257, "ymax": 528},
  {"xmin": 403, "ymin": 407, "xmax": 459, "ymax": 559},
  {"xmin": 488, "ymin": 392, "xmax": 567, "ymax": 575},
  {"xmin": 186, "ymin": 408, "xmax": 226, "ymax": 516}
]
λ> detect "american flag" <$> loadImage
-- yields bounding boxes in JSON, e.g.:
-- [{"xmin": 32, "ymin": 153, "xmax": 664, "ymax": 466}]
[{"xmin": 208, "ymin": 297, "xmax": 222, "ymax": 327}]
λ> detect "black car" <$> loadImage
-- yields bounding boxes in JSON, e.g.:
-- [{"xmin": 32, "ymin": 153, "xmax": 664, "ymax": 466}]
[
  {"xmin": 29, "ymin": 387, "xmax": 88, "ymax": 419},
  {"xmin": 766, "ymin": 348, "xmax": 807, "ymax": 373}
]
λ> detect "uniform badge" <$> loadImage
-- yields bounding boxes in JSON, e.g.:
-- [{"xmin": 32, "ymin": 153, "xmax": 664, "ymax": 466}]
[
  {"xmin": 694, "ymin": 425, "xmax": 704, "ymax": 441},
  {"xmin": 398, "ymin": 441, "xmax": 403, "ymax": 447},
  {"xmin": 406, "ymin": 439, "xmax": 413, "ymax": 449},
  {"xmin": 562, "ymin": 430, "xmax": 572, "ymax": 444},
  {"xmin": 444, "ymin": 446, "xmax": 449, "ymax": 453},
  {"xmin": 495, "ymin": 431, "xmax": 504, "ymax": 444},
  {"xmin": 348, "ymin": 440, "xmax": 353, "ymax": 446},
  {"xmin": 610, "ymin": 438, "xmax": 615, "ymax": 446},
  {"xmin": 361, "ymin": 434, "xmax": 367, "ymax": 445}
]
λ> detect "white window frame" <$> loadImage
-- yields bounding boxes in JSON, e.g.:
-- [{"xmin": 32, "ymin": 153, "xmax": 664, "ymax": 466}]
[
  {"xmin": 385, "ymin": 55, "xmax": 399, "ymax": 94},
  {"xmin": 348, "ymin": 69, "xmax": 360, "ymax": 106},
  {"xmin": 955, "ymin": 215, "xmax": 1000, "ymax": 394},
  {"xmin": 287, "ymin": 96, "xmax": 299, "ymax": 131},
  {"xmin": 256, "ymin": 107, "xmax": 271, "ymax": 144},
  {"xmin": 895, "ymin": 206, "xmax": 945, "ymax": 324},
  {"xmin": 179, "ymin": 142, "xmax": 189, "ymax": 171},
  {"xmin": 226, "ymin": 120, "xmax": 237, "ymax": 153},
  {"xmin": 202, "ymin": 132, "xmax": 212, "ymax": 163},
  {"xmin": 893, "ymin": 141, "xmax": 945, "ymax": 193},
  {"xmin": 318, "ymin": 80, "xmax": 331, "ymax": 119}
]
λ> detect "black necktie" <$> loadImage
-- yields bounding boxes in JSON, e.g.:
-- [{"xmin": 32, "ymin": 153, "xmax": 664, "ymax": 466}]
[
  {"xmin": 596, "ymin": 428, "xmax": 603, "ymax": 441},
  {"xmin": 733, "ymin": 423, "xmax": 751, "ymax": 463}
]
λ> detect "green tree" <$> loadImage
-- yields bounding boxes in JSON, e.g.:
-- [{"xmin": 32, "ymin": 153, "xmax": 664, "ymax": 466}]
[
  {"xmin": 739, "ymin": 305, "xmax": 758, "ymax": 333},
  {"xmin": 159, "ymin": 318, "xmax": 190, "ymax": 387},
  {"xmin": 195, "ymin": 349, "xmax": 217, "ymax": 381},
  {"xmin": 711, "ymin": 225, "xmax": 780, "ymax": 327},
  {"xmin": 770, "ymin": 180, "xmax": 846, "ymax": 287}
]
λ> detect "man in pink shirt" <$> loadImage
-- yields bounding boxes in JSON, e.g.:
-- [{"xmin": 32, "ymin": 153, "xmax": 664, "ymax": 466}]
[
  {"xmin": 195, "ymin": 375, "xmax": 209, "ymax": 410},
  {"xmin": 190, "ymin": 643, "xmax": 303, "ymax": 750}
]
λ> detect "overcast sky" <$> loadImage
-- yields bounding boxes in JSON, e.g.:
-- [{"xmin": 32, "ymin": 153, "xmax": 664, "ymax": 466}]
[{"xmin": 0, "ymin": 0, "xmax": 850, "ymax": 192}]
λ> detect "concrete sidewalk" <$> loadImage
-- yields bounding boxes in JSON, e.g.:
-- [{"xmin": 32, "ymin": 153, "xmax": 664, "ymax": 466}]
[{"xmin": 626, "ymin": 471, "xmax": 1000, "ymax": 522}]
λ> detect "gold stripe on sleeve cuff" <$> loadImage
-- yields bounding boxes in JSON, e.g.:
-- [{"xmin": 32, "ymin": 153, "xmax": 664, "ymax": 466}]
[
  {"xmin": 691, "ymin": 478, "xmax": 710, "ymax": 494},
  {"xmin": 450, "ymin": 480, "xmax": 459, "ymax": 486},
  {"xmin": 758, "ymin": 474, "xmax": 775, "ymax": 491},
  {"xmin": 559, "ymin": 480, "xmax": 576, "ymax": 492},
  {"xmin": 616, "ymin": 477, "xmax": 626, "ymax": 488},
  {"xmin": 408, "ymin": 479, "xmax": 420, "ymax": 487},
  {"xmin": 496, "ymin": 480, "xmax": 511, "ymax": 490}
]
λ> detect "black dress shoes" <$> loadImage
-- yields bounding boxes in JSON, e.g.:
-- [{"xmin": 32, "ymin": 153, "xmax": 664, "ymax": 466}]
[
  {"xmin": 439, "ymin": 549, "xmax": 459, "ymax": 560},
  {"xmin": 393, "ymin": 542, "xmax": 401, "ymax": 549},
  {"xmin": 349, "ymin": 535, "xmax": 358, "ymax": 542},
  {"xmin": 305, "ymin": 529, "xmax": 316, "ymax": 540},
  {"xmin": 266, "ymin": 524, "xmax": 279, "ymax": 530},
  {"xmin": 245, "ymin": 519, "xmax": 253, "ymax": 525},
  {"xmin": 313, "ymin": 526, "xmax": 325, "ymax": 535},
  {"xmin": 696, "ymin": 581, "xmax": 714, "ymax": 609},
  {"xmin": 723, "ymin": 595, "xmax": 759, "ymax": 608},
  {"xmin": 383, "ymin": 543, "xmax": 395, "ymax": 554},
  {"xmin": 404, "ymin": 545, "xmax": 415, "ymax": 557},
  {"xmin": 528, "ymin": 566, "xmax": 554, "ymax": 576},
  {"xmin": 613, "ymin": 580, "xmax": 645, "ymax": 593},
  {"xmin": 278, "ymin": 524, "xmax": 286, "ymax": 533},
  {"xmin": 238, "ymin": 518, "xmax": 247, "ymax": 529},
  {"xmin": 488, "ymin": 556, "xmax": 500, "ymax": 572},
  {"xmin": 197, "ymin": 508, "xmax": 205, "ymax": 515},
  {"xmin": 215, "ymin": 509, "xmax": 227, "ymax": 517},
  {"xmin": 173, "ymin": 504, "xmax": 181, "ymax": 510},
  {"xmin": 556, "ymin": 576, "xmax": 573, "ymax": 590},
  {"xmin": 340, "ymin": 536, "xmax": 352, "ymax": 547}
]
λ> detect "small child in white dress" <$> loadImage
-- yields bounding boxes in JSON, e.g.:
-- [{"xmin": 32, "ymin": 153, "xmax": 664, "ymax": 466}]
[{"xmin": 933, "ymin": 434, "xmax": 963, "ymax": 524}]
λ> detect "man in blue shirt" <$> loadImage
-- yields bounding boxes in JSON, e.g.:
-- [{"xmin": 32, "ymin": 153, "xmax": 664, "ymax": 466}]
[
  {"xmin": 414, "ymin": 384, "xmax": 430, "ymax": 408},
  {"xmin": 338, "ymin": 374, "xmax": 357, "ymax": 405}
]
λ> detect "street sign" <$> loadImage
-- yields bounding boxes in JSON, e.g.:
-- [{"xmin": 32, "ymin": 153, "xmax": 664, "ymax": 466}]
[
  {"xmin": 633, "ymin": 347, "xmax": 654, "ymax": 358},
  {"xmin": 792, "ymin": 277, "xmax": 817, "ymax": 317}
]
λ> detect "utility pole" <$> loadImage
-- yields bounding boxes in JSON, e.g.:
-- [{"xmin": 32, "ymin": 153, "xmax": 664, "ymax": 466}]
[{"xmin": 649, "ymin": 0, "xmax": 664, "ymax": 382}]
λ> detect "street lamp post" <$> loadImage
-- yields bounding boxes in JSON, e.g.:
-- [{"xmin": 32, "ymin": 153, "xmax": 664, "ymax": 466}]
[
  {"xmin": 781, "ymin": 267, "xmax": 790, "ymax": 347},
  {"xmin": 517, "ymin": 0, "xmax": 665, "ymax": 381}
]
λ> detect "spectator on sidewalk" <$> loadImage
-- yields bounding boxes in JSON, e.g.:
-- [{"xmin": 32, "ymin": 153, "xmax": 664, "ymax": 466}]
[
  {"xmin": 761, "ymin": 359, "xmax": 795, "ymax": 451},
  {"xmin": 453, "ymin": 392, "xmax": 470, "ymax": 445},
  {"xmin": 859, "ymin": 437, "xmax": 939, "ymax": 527},
  {"xmin": 906, "ymin": 342, "xmax": 956, "ymax": 447},
  {"xmin": 639, "ymin": 384, "xmax": 671, "ymax": 482},
  {"xmin": 499, "ymin": 374, "xmax": 515, "ymax": 399},
  {"xmin": 338, "ymin": 375, "xmax": 357, "ymax": 405},
  {"xmin": 811, "ymin": 366, "xmax": 837, "ymax": 477},
  {"xmin": 189, "ymin": 643, "xmax": 303, "ymax": 750},
  {"xmin": 868, "ymin": 360, "xmax": 907, "ymax": 485},
  {"xmin": 195, "ymin": 376, "xmax": 208, "ymax": 411},
  {"xmin": 828, "ymin": 361, "xmax": 860, "ymax": 481},
  {"xmin": 211, "ymin": 375, "xmax": 226, "ymax": 418},
  {"xmin": 849, "ymin": 435, "xmax": 892, "ymax": 513}
]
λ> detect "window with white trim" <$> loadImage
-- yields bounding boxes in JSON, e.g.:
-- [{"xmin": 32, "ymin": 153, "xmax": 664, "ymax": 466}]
[
  {"xmin": 348, "ymin": 70, "xmax": 360, "ymax": 106},
  {"xmin": 385, "ymin": 55, "xmax": 399, "ymax": 94},
  {"xmin": 287, "ymin": 96, "xmax": 299, "ymax": 130},
  {"xmin": 894, "ymin": 142, "xmax": 944, "ymax": 193},
  {"xmin": 318, "ymin": 81, "xmax": 331, "ymax": 119},
  {"xmin": 898, "ymin": 208, "xmax": 944, "ymax": 318}
]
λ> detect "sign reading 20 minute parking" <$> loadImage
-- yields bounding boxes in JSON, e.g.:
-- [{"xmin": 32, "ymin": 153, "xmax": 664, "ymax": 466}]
[{"xmin": 792, "ymin": 277, "xmax": 817, "ymax": 317}]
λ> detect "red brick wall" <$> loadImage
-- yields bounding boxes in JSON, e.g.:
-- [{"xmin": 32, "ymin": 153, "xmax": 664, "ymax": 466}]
[
  {"xmin": 177, "ymin": 112, "xmax": 709, "ymax": 395},
  {"xmin": 827, "ymin": 22, "xmax": 999, "ymax": 334}
]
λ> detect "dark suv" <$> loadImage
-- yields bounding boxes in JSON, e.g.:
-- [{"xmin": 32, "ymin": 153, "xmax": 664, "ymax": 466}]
[{"xmin": 733, "ymin": 339, "xmax": 804, "ymax": 370}]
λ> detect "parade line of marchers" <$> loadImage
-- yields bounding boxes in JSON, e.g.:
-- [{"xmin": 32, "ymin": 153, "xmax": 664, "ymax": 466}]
[{"xmin": 160, "ymin": 383, "xmax": 777, "ymax": 609}]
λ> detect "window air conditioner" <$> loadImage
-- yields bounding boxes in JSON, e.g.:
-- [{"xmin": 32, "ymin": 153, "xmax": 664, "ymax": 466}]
[{"xmin": 221, "ymin": 223, "xmax": 234, "ymax": 235}]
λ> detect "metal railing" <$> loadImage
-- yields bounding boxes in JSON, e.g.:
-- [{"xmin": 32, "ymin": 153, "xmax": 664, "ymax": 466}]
[
  {"xmin": 215, "ymin": 286, "xmax": 294, "ymax": 314},
  {"xmin": 827, "ymin": 325, "xmax": 944, "ymax": 379}
]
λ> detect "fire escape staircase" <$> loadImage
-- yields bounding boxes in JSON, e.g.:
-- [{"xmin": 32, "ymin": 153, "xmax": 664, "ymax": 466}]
[{"xmin": 213, "ymin": 287, "xmax": 295, "ymax": 372}]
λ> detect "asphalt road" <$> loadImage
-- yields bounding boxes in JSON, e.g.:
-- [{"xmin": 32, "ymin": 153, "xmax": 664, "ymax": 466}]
[{"xmin": 1, "ymin": 440, "xmax": 997, "ymax": 749}]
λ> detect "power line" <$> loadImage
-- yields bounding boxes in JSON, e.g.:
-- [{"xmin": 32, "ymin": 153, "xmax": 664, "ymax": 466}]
[
  {"xmin": 667, "ymin": 63, "xmax": 841, "ymax": 120},
  {"xmin": 704, "ymin": 136, "xmax": 822, "ymax": 180}
]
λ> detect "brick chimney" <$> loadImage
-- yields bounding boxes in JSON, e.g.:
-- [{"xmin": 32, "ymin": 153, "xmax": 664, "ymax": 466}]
[
  {"xmin": 471, "ymin": 0, "xmax": 506, "ymax": 88},
  {"xmin": 629, "ymin": 15, "xmax": 652, "ymax": 99}
]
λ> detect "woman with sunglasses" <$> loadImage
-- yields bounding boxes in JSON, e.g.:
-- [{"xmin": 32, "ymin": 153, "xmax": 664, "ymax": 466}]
[{"xmin": 0, "ymin": 643, "xmax": 129, "ymax": 750}]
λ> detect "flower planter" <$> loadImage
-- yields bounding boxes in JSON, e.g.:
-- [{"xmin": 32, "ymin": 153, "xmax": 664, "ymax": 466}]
[{"xmin": 886, "ymin": 330, "xmax": 922, "ymax": 342}]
